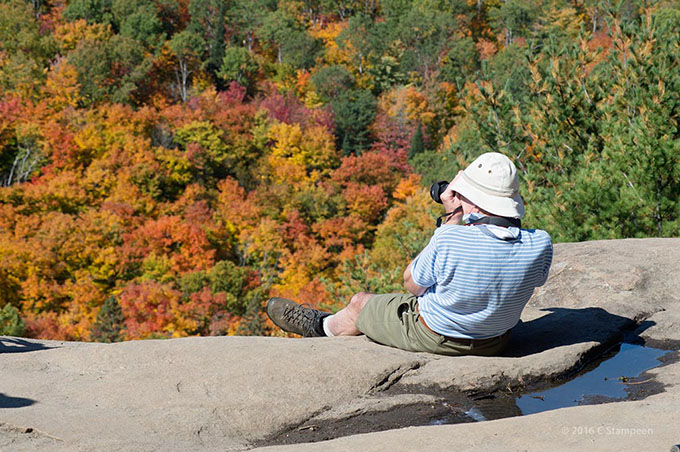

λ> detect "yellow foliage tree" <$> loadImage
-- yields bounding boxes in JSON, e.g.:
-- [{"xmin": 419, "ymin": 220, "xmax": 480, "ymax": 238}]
[
  {"xmin": 42, "ymin": 59, "xmax": 81, "ymax": 111},
  {"xmin": 371, "ymin": 187, "xmax": 438, "ymax": 271},
  {"xmin": 54, "ymin": 19, "xmax": 111, "ymax": 53},
  {"xmin": 266, "ymin": 120, "xmax": 339, "ymax": 187},
  {"xmin": 310, "ymin": 21, "xmax": 349, "ymax": 66}
]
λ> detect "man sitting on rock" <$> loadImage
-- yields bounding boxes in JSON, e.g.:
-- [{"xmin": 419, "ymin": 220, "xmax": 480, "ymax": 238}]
[{"xmin": 266, "ymin": 152, "xmax": 553, "ymax": 356}]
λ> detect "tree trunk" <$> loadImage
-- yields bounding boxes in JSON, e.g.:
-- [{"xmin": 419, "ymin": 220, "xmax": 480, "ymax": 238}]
[
  {"xmin": 4, "ymin": 146, "xmax": 38, "ymax": 186},
  {"xmin": 175, "ymin": 59, "xmax": 191, "ymax": 103}
]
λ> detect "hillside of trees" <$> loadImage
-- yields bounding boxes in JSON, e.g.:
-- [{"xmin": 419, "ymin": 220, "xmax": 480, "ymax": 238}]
[{"xmin": 1, "ymin": 0, "xmax": 679, "ymax": 340}]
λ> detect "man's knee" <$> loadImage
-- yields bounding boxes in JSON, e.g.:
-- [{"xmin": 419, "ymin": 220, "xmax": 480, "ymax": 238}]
[{"xmin": 349, "ymin": 292, "xmax": 373, "ymax": 314}]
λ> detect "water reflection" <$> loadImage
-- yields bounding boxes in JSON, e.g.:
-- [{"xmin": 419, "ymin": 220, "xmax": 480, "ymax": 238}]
[{"xmin": 516, "ymin": 342, "xmax": 669, "ymax": 415}]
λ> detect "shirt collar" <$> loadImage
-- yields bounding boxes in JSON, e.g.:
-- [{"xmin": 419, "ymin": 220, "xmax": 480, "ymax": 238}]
[{"xmin": 463, "ymin": 213, "xmax": 520, "ymax": 240}]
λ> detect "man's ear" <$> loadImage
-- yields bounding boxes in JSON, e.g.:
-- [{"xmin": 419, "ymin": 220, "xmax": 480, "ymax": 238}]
[
  {"xmin": 459, "ymin": 195, "xmax": 482, "ymax": 215},
  {"xmin": 460, "ymin": 195, "xmax": 492, "ymax": 216}
]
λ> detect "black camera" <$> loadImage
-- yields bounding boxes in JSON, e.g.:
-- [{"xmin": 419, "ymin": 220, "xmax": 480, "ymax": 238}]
[{"xmin": 429, "ymin": 181, "xmax": 450, "ymax": 204}]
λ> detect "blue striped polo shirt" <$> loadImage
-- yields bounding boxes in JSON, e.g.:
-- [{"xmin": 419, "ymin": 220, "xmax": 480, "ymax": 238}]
[{"xmin": 411, "ymin": 222, "xmax": 553, "ymax": 339}]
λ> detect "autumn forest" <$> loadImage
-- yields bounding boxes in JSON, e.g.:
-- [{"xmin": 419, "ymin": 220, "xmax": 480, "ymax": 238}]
[{"xmin": 1, "ymin": 0, "xmax": 679, "ymax": 340}]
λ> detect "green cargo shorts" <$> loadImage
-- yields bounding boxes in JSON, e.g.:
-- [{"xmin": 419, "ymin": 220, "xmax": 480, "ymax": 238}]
[{"xmin": 355, "ymin": 293, "xmax": 510, "ymax": 356}]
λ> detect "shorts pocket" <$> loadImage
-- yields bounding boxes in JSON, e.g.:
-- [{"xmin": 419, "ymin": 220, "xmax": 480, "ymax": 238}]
[{"xmin": 396, "ymin": 302, "xmax": 411, "ymax": 323}]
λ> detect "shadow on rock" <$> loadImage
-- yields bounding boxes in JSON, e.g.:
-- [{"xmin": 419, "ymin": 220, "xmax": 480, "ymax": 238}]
[
  {"xmin": 0, "ymin": 393, "xmax": 36, "ymax": 409},
  {"xmin": 0, "ymin": 337, "xmax": 56, "ymax": 354},
  {"xmin": 504, "ymin": 307, "xmax": 654, "ymax": 357}
]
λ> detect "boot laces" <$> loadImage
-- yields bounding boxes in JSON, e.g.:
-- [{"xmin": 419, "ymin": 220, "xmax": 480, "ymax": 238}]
[{"xmin": 282, "ymin": 303, "xmax": 320, "ymax": 336}]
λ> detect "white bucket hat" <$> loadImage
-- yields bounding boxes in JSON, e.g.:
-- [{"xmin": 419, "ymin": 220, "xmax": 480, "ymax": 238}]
[{"xmin": 450, "ymin": 152, "xmax": 525, "ymax": 219}]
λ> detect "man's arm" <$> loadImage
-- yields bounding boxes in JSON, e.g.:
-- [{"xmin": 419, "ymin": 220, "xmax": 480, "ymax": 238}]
[
  {"xmin": 440, "ymin": 171, "xmax": 464, "ymax": 225},
  {"xmin": 537, "ymin": 236, "xmax": 553, "ymax": 287},
  {"xmin": 404, "ymin": 261, "xmax": 428, "ymax": 296}
]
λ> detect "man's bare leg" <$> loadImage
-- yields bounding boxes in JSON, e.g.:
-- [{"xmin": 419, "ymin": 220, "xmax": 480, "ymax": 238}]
[{"xmin": 325, "ymin": 292, "xmax": 374, "ymax": 336}]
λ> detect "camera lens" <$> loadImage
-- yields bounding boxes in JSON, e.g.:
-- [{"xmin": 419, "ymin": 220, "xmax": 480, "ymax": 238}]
[{"xmin": 429, "ymin": 181, "xmax": 449, "ymax": 204}]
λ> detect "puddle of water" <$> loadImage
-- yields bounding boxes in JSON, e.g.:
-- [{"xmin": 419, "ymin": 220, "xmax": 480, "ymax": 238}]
[
  {"xmin": 515, "ymin": 342, "xmax": 669, "ymax": 415},
  {"xmin": 463, "ymin": 406, "xmax": 488, "ymax": 422}
]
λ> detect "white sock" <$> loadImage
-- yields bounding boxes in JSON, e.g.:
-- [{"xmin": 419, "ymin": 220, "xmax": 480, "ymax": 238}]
[{"xmin": 322, "ymin": 315, "xmax": 335, "ymax": 337}]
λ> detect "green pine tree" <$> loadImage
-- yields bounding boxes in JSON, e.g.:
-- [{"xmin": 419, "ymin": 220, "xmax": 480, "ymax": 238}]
[
  {"xmin": 235, "ymin": 287, "xmax": 269, "ymax": 336},
  {"xmin": 0, "ymin": 304, "xmax": 25, "ymax": 337},
  {"xmin": 460, "ymin": 5, "xmax": 680, "ymax": 241},
  {"xmin": 409, "ymin": 122, "xmax": 425, "ymax": 158},
  {"xmin": 332, "ymin": 89, "xmax": 377, "ymax": 155},
  {"xmin": 90, "ymin": 296, "xmax": 126, "ymax": 343}
]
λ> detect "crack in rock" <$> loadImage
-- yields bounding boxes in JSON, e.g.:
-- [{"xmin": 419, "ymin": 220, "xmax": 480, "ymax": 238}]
[
  {"xmin": 369, "ymin": 361, "xmax": 423, "ymax": 393},
  {"xmin": 0, "ymin": 422, "xmax": 64, "ymax": 442},
  {"xmin": 195, "ymin": 425, "xmax": 206, "ymax": 446},
  {"xmin": 253, "ymin": 361, "xmax": 426, "ymax": 448}
]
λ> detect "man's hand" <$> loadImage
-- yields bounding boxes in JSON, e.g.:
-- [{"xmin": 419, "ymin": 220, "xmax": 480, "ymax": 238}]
[
  {"xmin": 404, "ymin": 262, "xmax": 428, "ymax": 296},
  {"xmin": 441, "ymin": 171, "xmax": 464, "ymax": 225}
]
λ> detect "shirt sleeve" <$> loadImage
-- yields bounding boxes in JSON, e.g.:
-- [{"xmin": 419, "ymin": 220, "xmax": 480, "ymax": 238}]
[
  {"xmin": 537, "ymin": 235, "xmax": 553, "ymax": 287},
  {"xmin": 410, "ymin": 233, "xmax": 438, "ymax": 288}
]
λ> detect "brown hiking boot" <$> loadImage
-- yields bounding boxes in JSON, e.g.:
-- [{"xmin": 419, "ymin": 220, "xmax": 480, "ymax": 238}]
[{"xmin": 266, "ymin": 297, "xmax": 329, "ymax": 337}]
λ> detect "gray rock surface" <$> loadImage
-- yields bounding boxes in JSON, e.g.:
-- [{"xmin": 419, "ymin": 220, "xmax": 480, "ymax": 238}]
[
  {"xmin": 255, "ymin": 360, "xmax": 680, "ymax": 452},
  {"xmin": 1, "ymin": 238, "xmax": 679, "ymax": 451}
]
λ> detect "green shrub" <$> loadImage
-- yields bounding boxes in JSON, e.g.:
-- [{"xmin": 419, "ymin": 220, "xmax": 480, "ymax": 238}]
[{"xmin": 0, "ymin": 304, "xmax": 25, "ymax": 337}]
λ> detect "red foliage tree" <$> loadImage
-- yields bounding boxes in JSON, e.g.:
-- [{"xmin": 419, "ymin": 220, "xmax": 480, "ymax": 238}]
[
  {"xmin": 332, "ymin": 150, "xmax": 411, "ymax": 199},
  {"xmin": 258, "ymin": 88, "xmax": 334, "ymax": 131},
  {"xmin": 370, "ymin": 111, "xmax": 412, "ymax": 173},
  {"xmin": 119, "ymin": 281, "xmax": 179, "ymax": 339},
  {"xmin": 121, "ymin": 215, "xmax": 216, "ymax": 277}
]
